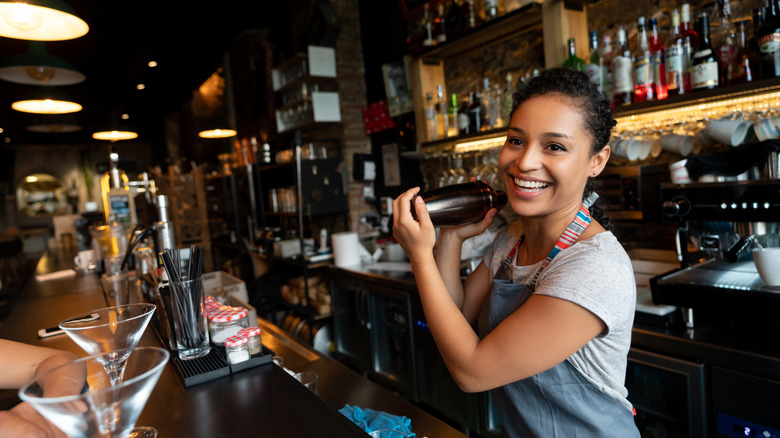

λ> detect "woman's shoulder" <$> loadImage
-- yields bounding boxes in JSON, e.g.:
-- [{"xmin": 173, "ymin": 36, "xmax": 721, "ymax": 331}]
[{"xmin": 557, "ymin": 232, "xmax": 632, "ymax": 271}]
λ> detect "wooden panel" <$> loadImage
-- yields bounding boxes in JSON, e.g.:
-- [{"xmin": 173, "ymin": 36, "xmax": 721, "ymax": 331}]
[
  {"xmin": 410, "ymin": 57, "xmax": 446, "ymax": 146},
  {"xmin": 542, "ymin": 0, "xmax": 589, "ymax": 68}
]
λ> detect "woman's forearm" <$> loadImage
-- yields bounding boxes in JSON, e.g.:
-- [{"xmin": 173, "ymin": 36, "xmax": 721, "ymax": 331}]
[{"xmin": 434, "ymin": 231, "xmax": 467, "ymax": 309}]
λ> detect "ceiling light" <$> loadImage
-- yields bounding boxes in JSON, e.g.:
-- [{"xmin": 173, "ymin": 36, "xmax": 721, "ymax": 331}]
[
  {"xmin": 148, "ymin": 60, "xmax": 157, "ymax": 68},
  {"xmin": 121, "ymin": 113, "xmax": 129, "ymax": 120},
  {"xmin": 136, "ymin": 83, "xmax": 145, "ymax": 90},
  {"xmin": 0, "ymin": 42, "xmax": 84, "ymax": 85},
  {"xmin": 0, "ymin": 0, "xmax": 89, "ymax": 41},
  {"xmin": 198, "ymin": 128, "xmax": 237, "ymax": 139},
  {"xmin": 12, "ymin": 97, "xmax": 81, "ymax": 114},
  {"xmin": 92, "ymin": 130, "xmax": 138, "ymax": 141}
]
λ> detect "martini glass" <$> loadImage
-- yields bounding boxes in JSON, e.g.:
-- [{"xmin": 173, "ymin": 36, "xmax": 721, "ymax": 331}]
[
  {"xmin": 19, "ymin": 347, "xmax": 169, "ymax": 438},
  {"xmin": 60, "ymin": 303, "xmax": 156, "ymax": 387}
]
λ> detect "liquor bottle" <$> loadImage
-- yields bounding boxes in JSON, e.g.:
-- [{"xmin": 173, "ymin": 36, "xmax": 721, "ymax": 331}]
[
  {"xmin": 648, "ymin": 18, "xmax": 668, "ymax": 100},
  {"xmin": 459, "ymin": 100, "xmax": 471, "ymax": 135},
  {"xmin": 435, "ymin": 3, "xmax": 447, "ymax": 44},
  {"xmin": 716, "ymin": 0, "xmax": 738, "ymax": 82},
  {"xmin": 493, "ymin": 83, "xmax": 503, "ymax": 128},
  {"xmin": 447, "ymin": 93, "xmax": 460, "ymax": 137},
  {"xmin": 500, "ymin": 72, "xmax": 514, "ymax": 125},
  {"xmin": 446, "ymin": 0, "xmax": 464, "ymax": 40},
  {"xmin": 584, "ymin": 31, "xmax": 602, "ymax": 88},
  {"xmin": 436, "ymin": 84, "xmax": 448, "ymax": 138},
  {"xmin": 611, "ymin": 26, "xmax": 633, "ymax": 106},
  {"xmin": 462, "ymin": 0, "xmax": 478, "ymax": 32},
  {"xmin": 563, "ymin": 38, "xmax": 585, "ymax": 71},
  {"xmin": 680, "ymin": 4, "xmax": 700, "ymax": 50},
  {"xmin": 666, "ymin": 9, "xmax": 690, "ymax": 96},
  {"xmin": 423, "ymin": 3, "xmax": 436, "ymax": 47},
  {"xmin": 411, "ymin": 181, "xmax": 507, "ymax": 226},
  {"xmin": 633, "ymin": 17, "xmax": 654, "ymax": 102},
  {"xmin": 691, "ymin": 13, "xmax": 720, "ymax": 91},
  {"xmin": 599, "ymin": 34, "xmax": 614, "ymax": 97},
  {"xmin": 725, "ymin": 19, "xmax": 754, "ymax": 85},
  {"xmin": 758, "ymin": 0, "xmax": 780, "ymax": 79},
  {"xmin": 484, "ymin": 0, "xmax": 499, "ymax": 23},
  {"xmin": 468, "ymin": 90, "xmax": 483, "ymax": 133},
  {"xmin": 425, "ymin": 92, "xmax": 438, "ymax": 141},
  {"xmin": 482, "ymin": 78, "xmax": 495, "ymax": 129}
]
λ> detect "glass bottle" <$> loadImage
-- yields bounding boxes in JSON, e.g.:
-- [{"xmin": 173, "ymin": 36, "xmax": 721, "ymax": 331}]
[
  {"xmin": 435, "ymin": 3, "xmax": 447, "ymax": 44},
  {"xmin": 412, "ymin": 181, "xmax": 507, "ymax": 227},
  {"xmin": 462, "ymin": 0, "xmax": 477, "ymax": 32},
  {"xmin": 666, "ymin": 9, "xmax": 691, "ymax": 96},
  {"xmin": 500, "ymin": 72, "xmax": 514, "ymax": 125},
  {"xmin": 681, "ymin": 4, "xmax": 700, "ymax": 50},
  {"xmin": 484, "ymin": 0, "xmax": 500, "ymax": 22},
  {"xmin": 585, "ymin": 31, "xmax": 602, "ymax": 89},
  {"xmin": 649, "ymin": 18, "xmax": 667, "ymax": 100},
  {"xmin": 493, "ymin": 83, "xmax": 503, "ymax": 128},
  {"xmin": 726, "ymin": 19, "xmax": 754, "ymax": 85},
  {"xmin": 633, "ymin": 17, "xmax": 654, "ymax": 103},
  {"xmin": 482, "ymin": 78, "xmax": 495, "ymax": 129},
  {"xmin": 563, "ymin": 37, "xmax": 585, "ymax": 72},
  {"xmin": 423, "ymin": 3, "xmax": 436, "ymax": 47},
  {"xmin": 468, "ymin": 90, "xmax": 483, "ymax": 133},
  {"xmin": 716, "ymin": 0, "xmax": 737, "ymax": 83},
  {"xmin": 459, "ymin": 100, "xmax": 471, "ymax": 135},
  {"xmin": 691, "ymin": 12, "xmax": 720, "ymax": 91},
  {"xmin": 599, "ymin": 34, "xmax": 614, "ymax": 97},
  {"xmin": 612, "ymin": 26, "xmax": 633, "ymax": 106},
  {"xmin": 425, "ymin": 92, "xmax": 438, "ymax": 141},
  {"xmin": 436, "ymin": 84, "xmax": 448, "ymax": 139},
  {"xmin": 447, "ymin": 93, "xmax": 460, "ymax": 137},
  {"xmin": 758, "ymin": 0, "xmax": 780, "ymax": 79}
]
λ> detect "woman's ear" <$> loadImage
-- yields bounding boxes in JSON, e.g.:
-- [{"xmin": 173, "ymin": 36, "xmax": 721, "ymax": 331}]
[{"xmin": 590, "ymin": 145, "xmax": 610, "ymax": 177}]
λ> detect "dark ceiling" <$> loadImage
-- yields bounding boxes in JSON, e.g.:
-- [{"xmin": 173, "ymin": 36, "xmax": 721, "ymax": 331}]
[{"xmin": 0, "ymin": 1, "xmax": 290, "ymax": 146}]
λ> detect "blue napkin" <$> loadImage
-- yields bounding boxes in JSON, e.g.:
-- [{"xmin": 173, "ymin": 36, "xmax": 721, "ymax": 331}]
[{"xmin": 339, "ymin": 404, "xmax": 416, "ymax": 437}]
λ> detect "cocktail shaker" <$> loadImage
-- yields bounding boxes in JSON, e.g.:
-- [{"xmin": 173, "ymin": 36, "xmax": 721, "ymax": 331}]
[{"xmin": 412, "ymin": 181, "xmax": 507, "ymax": 226}]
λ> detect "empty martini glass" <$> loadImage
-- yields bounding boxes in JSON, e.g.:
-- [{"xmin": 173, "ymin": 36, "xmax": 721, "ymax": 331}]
[
  {"xmin": 19, "ymin": 347, "xmax": 169, "ymax": 438},
  {"xmin": 60, "ymin": 303, "xmax": 156, "ymax": 387}
]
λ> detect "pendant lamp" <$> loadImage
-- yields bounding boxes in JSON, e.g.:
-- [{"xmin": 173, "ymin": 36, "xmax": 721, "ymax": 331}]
[
  {"xmin": 92, "ymin": 113, "xmax": 138, "ymax": 141},
  {"xmin": 0, "ymin": 42, "xmax": 85, "ymax": 85},
  {"xmin": 198, "ymin": 128, "xmax": 237, "ymax": 138},
  {"xmin": 0, "ymin": 0, "xmax": 88, "ymax": 41},
  {"xmin": 11, "ymin": 87, "xmax": 81, "ymax": 114}
]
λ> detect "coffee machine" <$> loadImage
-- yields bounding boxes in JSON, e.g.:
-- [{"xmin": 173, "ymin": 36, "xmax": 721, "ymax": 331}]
[{"xmin": 651, "ymin": 180, "xmax": 780, "ymax": 327}]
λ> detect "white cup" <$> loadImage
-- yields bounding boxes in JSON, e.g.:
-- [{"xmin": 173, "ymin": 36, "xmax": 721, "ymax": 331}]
[
  {"xmin": 669, "ymin": 159, "xmax": 691, "ymax": 184},
  {"xmin": 611, "ymin": 137, "xmax": 641, "ymax": 161},
  {"xmin": 73, "ymin": 249, "xmax": 96, "ymax": 272},
  {"xmin": 705, "ymin": 116, "xmax": 750, "ymax": 146},
  {"xmin": 753, "ymin": 248, "xmax": 780, "ymax": 286},
  {"xmin": 658, "ymin": 134, "xmax": 694, "ymax": 156},
  {"xmin": 753, "ymin": 115, "xmax": 780, "ymax": 141}
]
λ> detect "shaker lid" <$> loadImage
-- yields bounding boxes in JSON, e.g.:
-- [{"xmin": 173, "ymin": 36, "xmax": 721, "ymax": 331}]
[
  {"xmin": 224, "ymin": 334, "xmax": 248, "ymax": 347},
  {"xmin": 208, "ymin": 306, "xmax": 248, "ymax": 322},
  {"xmin": 238, "ymin": 327, "xmax": 261, "ymax": 337}
]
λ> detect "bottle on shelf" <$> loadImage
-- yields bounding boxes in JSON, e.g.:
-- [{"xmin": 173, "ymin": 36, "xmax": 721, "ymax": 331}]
[
  {"xmin": 681, "ymin": 3, "xmax": 700, "ymax": 50},
  {"xmin": 585, "ymin": 31, "xmax": 602, "ymax": 89},
  {"xmin": 611, "ymin": 25, "xmax": 633, "ymax": 106},
  {"xmin": 447, "ymin": 93, "xmax": 460, "ymax": 137},
  {"xmin": 423, "ymin": 3, "xmax": 436, "ymax": 47},
  {"xmin": 446, "ymin": 0, "xmax": 464, "ymax": 40},
  {"xmin": 599, "ymin": 33, "xmax": 614, "ymax": 97},
  {"xmin": 468, "ymin": 90, "xmax": 483, "ymax": 133},
  {"xmin": 500, "ymin": 72, "xmax": 514, "ymax": 125},
  {"xmin": 666, "ymin": 8, "xmax": 691, "ymax": 96},
  {"xmin": 648, "ymin": 18, "xmax": 668, "ymax": 100},
  {"xmin": 758, "ymin": 0, "xmax": 780, "ymax": 79},
  {"xmin": 425, "ymin": 92, "xmax": 438, "ymax": 141},
  {"xmin": 716, "ymin": 0, "xmax": 737, "ymax": 82},
  {"xmin": 725, "ymin": 19, "xmax": 754, "ymax": 85},
  {"xmin": 482, "ymin": 78, "xmax": 495, "ymax": 129},
  {"xmin": 436, "ymin": 84, "xmax": 448, "ymax": 139},
  {"xmin": 691, "ymin": 12, "xmax": 721, "ymax": 91},
  {"xmin": 633, "ymin": 17, "xmax": 654, "ymax": 103},
  {"xmin": 493, "ymin": 82, "xmax": 504, "ymax": 128},
  {"xmin": 563, "ymin": 37, "xmax": 585, "ymax": 72},
  {"xmin": 435, "ymin": 3, "xmax": 447, "ymax": 44},
  {"xmin": 459, "ymin": 100, "xmax": 471, "ymax": 135},
  {"xmin": 462, "ymin": 0, "xmax": 478, "ymax": 32},
  {"xmin": 484, "ymin": 0, "xmax": 500, "ymax": 23}
]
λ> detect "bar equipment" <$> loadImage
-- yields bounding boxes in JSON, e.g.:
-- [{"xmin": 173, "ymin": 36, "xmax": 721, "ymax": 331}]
[{"xmin": 652, "ymin": 180, "xmax": 780, "ymax": 327}]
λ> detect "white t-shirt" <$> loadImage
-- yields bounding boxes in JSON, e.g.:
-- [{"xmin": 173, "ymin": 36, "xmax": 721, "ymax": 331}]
[{"xmin": 482, "ymin": 222, "xmax": 636, "ymax": 410}]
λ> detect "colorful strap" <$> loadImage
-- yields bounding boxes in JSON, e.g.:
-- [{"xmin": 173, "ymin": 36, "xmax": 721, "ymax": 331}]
[{"xmin": 527, "ymin": 192, "xmax": 599, "ymax": 289}]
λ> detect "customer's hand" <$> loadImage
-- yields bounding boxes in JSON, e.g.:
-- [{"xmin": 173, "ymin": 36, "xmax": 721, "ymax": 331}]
[{"xmin": 0, "ymin": 402, "xmax": 66, "ymax": 438}]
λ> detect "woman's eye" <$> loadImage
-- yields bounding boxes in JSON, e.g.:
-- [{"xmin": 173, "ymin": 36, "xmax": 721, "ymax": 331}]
[
  {"xmin": 548, "ymin": 143, "xmax": 567, "ymax": 152},
  {"xmin": 507, "ymin": 137, "xmax": 524, "ymax": 146}
]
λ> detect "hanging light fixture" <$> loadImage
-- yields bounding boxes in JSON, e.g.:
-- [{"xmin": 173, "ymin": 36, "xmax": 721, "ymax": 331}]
[
  {"xmin": 198, "ymin": 128, "xmax": 236, "ymax": 138},
  {"xmin": 0, "ymin": 41, "xmax": 85, "ymax": 85},
  {"xmin": 92, "ymin": 113, "xmax": 138, "ymax": 141},
  {"xmin": 0, "ymin": 0, "xmax": 88, "ymax": 41},
  {"xmin": 11, "ymin": 87, "xmax": 82, "ymax": 114}
]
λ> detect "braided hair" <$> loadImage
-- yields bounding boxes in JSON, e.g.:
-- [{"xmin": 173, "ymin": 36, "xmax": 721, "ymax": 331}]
[{"xmin": 510, "ymin": 68, "xmax": 616, "ymax": 231}]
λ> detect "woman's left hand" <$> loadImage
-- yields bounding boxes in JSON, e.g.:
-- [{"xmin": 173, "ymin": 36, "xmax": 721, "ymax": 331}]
[{"xmin": 392, "ymin": 187, "xmax": 437, "ymax": 261}]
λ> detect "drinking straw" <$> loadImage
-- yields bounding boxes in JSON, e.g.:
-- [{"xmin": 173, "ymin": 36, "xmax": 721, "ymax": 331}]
[{"xmin": 161, "ymin": 247, "xmax": 206, "ymax": 351}]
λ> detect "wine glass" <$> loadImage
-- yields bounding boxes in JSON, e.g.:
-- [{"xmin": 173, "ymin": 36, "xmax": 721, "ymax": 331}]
[
  {"xmin": 19, "ymin": 347, "xmax": 169, "ymax": 438},
  {"xmin": 59, "ymin": 303, "xmax": 156, "ymax": 387}
]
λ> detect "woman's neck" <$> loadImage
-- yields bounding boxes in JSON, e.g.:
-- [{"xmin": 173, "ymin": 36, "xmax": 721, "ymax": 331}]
[{"xmin": 516, "ymin": 200, "xmax": 590, "ymax": 265}]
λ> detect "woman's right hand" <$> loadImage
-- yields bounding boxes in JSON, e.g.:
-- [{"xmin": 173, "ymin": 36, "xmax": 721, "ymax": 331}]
[{"xmin": 0, "ymin": 402, "xmax": 66, "ymax": 438}]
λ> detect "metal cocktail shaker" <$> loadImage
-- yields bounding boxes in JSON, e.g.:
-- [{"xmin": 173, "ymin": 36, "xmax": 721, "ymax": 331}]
[{"xmin": 412, "ymin": 181, "xmax": 507, "ymax": 226}]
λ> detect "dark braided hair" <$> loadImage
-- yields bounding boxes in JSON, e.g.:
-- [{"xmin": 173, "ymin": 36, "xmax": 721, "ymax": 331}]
[{"xmin": 510, "ymin": 68, "xmax": 616, "ymax": 231}]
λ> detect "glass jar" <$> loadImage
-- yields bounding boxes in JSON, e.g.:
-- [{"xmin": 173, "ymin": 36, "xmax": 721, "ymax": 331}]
[
  {"xmin": 224, "ymin": 334, "xmax": 250, "ymax": 364},
  {"xmin": 238, "ymin": 327, "xmax": 262, "ymax": 355},
  {"xmin": 207, "ymin": 306, "xmax": 249, "ymax": 345}
]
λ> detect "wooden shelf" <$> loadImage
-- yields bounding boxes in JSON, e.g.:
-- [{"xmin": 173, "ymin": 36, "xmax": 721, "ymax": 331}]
[{"xmin": 412, "ymin": 3, "xmax": 542, "ymax": 61}]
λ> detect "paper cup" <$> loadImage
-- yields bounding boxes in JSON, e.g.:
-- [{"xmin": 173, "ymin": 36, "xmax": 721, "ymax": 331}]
[
  {"xmin": 332, "ymin": 231, "xmax": 361, "ymax": 267},
  {"xmin": 669, "ymin": 159, "xmax": 691, "ymax": 184},
  {"xmin": 705, "ymin": 117, "xmax": 750, "ymax": 146},
  {"xmin": 658, "ymin": 134, "xmax": 694, "ymax": 156},
  {"xmin": 753, "ymin": 248, "xmax": 780, "ymax": 286}
]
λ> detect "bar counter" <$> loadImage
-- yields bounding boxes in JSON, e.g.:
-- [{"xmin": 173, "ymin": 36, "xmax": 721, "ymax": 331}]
[{"xmin": 0, "ymin": 248, "xmax": 467, "ymax": 438}]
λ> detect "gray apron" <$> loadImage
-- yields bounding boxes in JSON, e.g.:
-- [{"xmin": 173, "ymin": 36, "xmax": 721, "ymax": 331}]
[{"xmin": 479, "ymin": 193, "xmax": 639, "ymax": 437}]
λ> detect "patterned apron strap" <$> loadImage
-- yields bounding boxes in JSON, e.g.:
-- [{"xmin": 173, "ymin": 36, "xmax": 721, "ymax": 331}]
[{"xmin": 527, "ymin": 192, "xmax": 599, "ymax": 289}]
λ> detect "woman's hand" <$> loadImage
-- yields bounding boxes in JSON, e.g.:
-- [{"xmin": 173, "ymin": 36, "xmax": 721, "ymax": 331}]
[
  {"xmin": 0, "ymin": 402, "xmax": 66, "ymax": 438},
  {"xmin": 392, "ymin": 187, "xmax": 437, "ymax": 261}
]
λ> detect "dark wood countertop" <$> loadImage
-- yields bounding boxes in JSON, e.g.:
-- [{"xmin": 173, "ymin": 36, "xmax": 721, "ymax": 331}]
[{"xmin": 0, "ymin": 248, "xmax": 465, "ymax": 438}]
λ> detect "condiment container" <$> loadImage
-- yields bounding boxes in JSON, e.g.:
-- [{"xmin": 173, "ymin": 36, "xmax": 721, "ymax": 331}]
[
  {"xmin": 237, "ymin": 327, "xmax": 262, "ymax": 355},
  {"xmin": 208, "ymin": 306, "xmax": 249, "ymax": 345},
  {"xmin": 412, "ymin": 181, "xmax": 507, "ymax": 226},
  {"xmin": 224, "ymin": 334, "xmax": 250, "ymax": 364}
]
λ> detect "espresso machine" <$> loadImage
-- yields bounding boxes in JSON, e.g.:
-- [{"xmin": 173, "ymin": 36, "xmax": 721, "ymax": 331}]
[{"xmin": 651, "ymin": 180, "xmax": 780, "ymax": 327}]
